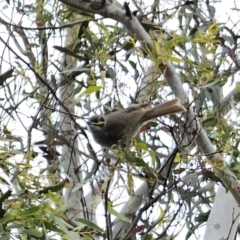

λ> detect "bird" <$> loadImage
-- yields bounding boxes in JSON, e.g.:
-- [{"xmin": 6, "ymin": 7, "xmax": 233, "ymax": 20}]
[{"xmin": 87, "ymin": 98, "xmax": 186, "ymax": 148}]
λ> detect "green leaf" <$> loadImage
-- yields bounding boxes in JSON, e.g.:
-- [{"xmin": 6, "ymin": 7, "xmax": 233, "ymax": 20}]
[
  {"xmin": 232, "ymin": 148, "xmax": 240, "ymax": 159},
  {"xmin": 0, "ymin": 69, "xmax": 14, "ymax": 86},
  {"xmin": 23, "ymin": 228, "xmax": 43, "ymax": 237},
  {"xmin": 125, "ymin": 153, "xmax": 156, "ymax": 179},
  {"xmin": 21, "ymin": 206, "xmax": 40, "ymax": 216},
  {"xmin": 6, "ymin": 224, "xmax": 25, "ymax": 230},
  {"xmin": 202, "ymin": 117, "xmax": 217, "ymax": 127},
  {"xmin": 149, "ymin": 149, "xmax": 156, "ymax": 168},
  {"xmin": 82, "ymin": 27, "xmax": 93, "ymax": 46},
  {"xmin": 54, "ymin": 216, "xmax": 71, "ymax": 236},
  {"xmin": 44, "ymin": 220, "xmax": 62, "ymax": 233},
  {"xmin": 127, "ymin": 170, "xmax": 134, "ymax": 195},
  {"xmin": 169, "ymin": 56, "xmax": 181, "ymax": 63},
  {"xmin": 108, "ymin": 203, "xmax": 130, "ymax": 222},
  {"xmin": 135, "ymin": 142, "xmax": 156, "ymax": 168},
  {"xmin": 39, "ymin": 182, "xmax": 65, "ymax": 194},
  {"xmin": 78, "ymin": 86, "xmax": 102, "ymax": 98},
  {"xmin": 78, "ymin": 21, "xmax": 90, "ymax": 38},
  {"xmin": 233, "ymin": 165, "xmax": 240, "ymax": 173},
  {"xmin": 75, "ymin": 218, "xmax": 104, "ymax": 232},
  {"xmin": 235, "ymin": 83, "xmax": 240, "ymax": 93},
  {"xmin": 135, "ymin": 142, "xmax": 148, "ymax": 150},
  {"xmin": 72, "ymin": 176, "xmax": 98, "ymax": 192},
  {"xmin": 61, "ymin": 67, "xmax": 90, "ymax": 74},
  {"xmin": 142, "ymin": 233, "xmax": 153, "ymax": 240}
]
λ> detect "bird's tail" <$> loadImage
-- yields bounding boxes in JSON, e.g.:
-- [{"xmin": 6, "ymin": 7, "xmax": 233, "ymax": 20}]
[{"xmin": 142, "ymin": 98, "xmax": 186, "ymax": 122}]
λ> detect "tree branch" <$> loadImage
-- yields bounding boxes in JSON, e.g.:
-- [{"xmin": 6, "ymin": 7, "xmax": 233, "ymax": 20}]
[{"xmin": 219, "ymin": 87, "xmax": 240, "ymax": 114}]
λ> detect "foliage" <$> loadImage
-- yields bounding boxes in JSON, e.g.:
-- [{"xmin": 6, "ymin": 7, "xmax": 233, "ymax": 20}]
[{"xmin": 0, "ymin": 0, "xmax": 240, "ymax": 239}]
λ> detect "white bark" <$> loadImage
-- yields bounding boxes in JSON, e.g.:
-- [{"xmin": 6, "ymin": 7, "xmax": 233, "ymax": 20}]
[
  {"xmin": 112, "ymin": 182, "xmax": 148, "ymax": 238},
  {"xmin": 59, "ymin": 23, "xmax": 83, "ymax": 223},
  {"xmin": 204, "ymin": 186, "xmax": 240, "ymax": 240}
]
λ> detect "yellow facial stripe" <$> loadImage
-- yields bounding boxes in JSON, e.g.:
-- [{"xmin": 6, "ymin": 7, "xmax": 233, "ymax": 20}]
[{"xmin": 93, "ymin": 120, "xmax": 105, "ymax": 126}]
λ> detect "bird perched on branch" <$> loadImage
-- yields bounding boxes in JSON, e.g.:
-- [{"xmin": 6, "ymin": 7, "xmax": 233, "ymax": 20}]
[{"xmin": 87, "ymin": 98, "xmax": 186, "ymax": 148}]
